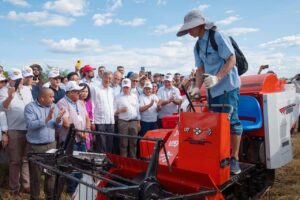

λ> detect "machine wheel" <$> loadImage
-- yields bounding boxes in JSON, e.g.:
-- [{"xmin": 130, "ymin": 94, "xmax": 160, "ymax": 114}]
[{"xmin": 139, "ymin": 178, "xmax": 161, "ymax": 200}]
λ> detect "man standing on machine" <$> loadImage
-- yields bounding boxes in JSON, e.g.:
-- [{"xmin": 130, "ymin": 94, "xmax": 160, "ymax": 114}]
[{"xmin": 177, "ymin": 9, "xmax": 243, "ymax": 174}]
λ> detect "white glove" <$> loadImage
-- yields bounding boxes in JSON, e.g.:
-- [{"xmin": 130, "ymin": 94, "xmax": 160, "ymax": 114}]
[
  {"xmin": 190, "ymin": 87, "xmax": 200, "ymax": 96},
  {"xmin": 203, "ymin": 73, "xmax": 219, "ymax": 88}
]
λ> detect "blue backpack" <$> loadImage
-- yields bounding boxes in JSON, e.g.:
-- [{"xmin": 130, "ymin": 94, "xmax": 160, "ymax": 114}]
[{"xmin": 195, "ymin": 29, "xmax": 248, "ymax": 76}]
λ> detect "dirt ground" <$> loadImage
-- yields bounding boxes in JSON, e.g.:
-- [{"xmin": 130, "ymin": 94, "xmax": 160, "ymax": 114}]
[{"xmin": 1, "ymin": 132, "xmax": 300, "ymax": 200}]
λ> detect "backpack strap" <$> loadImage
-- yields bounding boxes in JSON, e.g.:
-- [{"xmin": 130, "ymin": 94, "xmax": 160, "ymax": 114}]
[{"xmin": 195, "ymin": 29, "xmax": 219, "ymax": 58}]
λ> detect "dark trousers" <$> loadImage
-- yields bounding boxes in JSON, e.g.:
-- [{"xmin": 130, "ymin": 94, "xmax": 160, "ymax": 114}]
[
  {"xmin": 113, "ymin": 116, "xmax": 120, "ymax": 154},
  {"xmin": 140, "ymin": 121, "xmax": 158, "ymax": 137},
  {"xmin": 27, "ymin": 141, "xmax": 56, "ymax": 200},
  {"xmin": 95, "ymin": 124, "xmax": 114, "ymax": 153},
  {"xmin": 66, "ymin": 141, "xmax": 87, "ymax": 195}
]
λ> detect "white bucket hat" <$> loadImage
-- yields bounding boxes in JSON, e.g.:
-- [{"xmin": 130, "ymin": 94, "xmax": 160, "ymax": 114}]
[
  {"xmin": 65, "ymin": 81, "xmax": 83, "ymax": 92},
  {"xmin": 177, "ymin": 9, "xmax": 216, "ymax": 37}
]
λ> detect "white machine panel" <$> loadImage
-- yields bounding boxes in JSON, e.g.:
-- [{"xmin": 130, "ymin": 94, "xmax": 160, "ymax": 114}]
[{"xmin": 263, "ymin": 90, "xmax": 300, "ymax": 169}]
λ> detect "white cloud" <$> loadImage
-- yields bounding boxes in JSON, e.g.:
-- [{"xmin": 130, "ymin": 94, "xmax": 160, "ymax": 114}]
[
  {"xmin": 93, "ymin": 13, "xmax": 113, "ymax": 26},
  {"xmin": 3, "ymin": 0, "xmax": 30, "ymax": 7},
  {"xmin": 216, "ymin": 15, "xmax": 241, "ymax": 26},
  {"xmin": 42, "ymin": 38, "xmax": 102, "ymax": 53},
  {"xmin": 198, "ymin": 4, "xmax": 210, "ymax": 12},
  {"xmin": 157, "ymin": 0, "xmax": 167, "ymax": 6},
  {"xmin": 223, "ymin": 27, "xmax": 259, "ymax": 36},
  {"xmin": 225, "ymin": 10, "xmax": 235, "ymax": 14},
  {"xmin": 115, "ymin": 18, "xmax": 146, "ymax": 26},
  {"xmin": 243, "ymin": 50, "xmax": 299, "ymax": 78},
  {"xmin": 107, "ymin": 0, "xmax": 122, "ymax": 11},
  {"xmin": 6, "ymin": 10, "xmax": 74, "ymax": 26},
  {"xmin": 259, "ymin": 35, "xmax": 300, "ymax": 49},
  {"xmin": 151, "ymin": 24, "xmax": 181, "ymax": 35},
  {"xmin": 43, "ymin": 0, "xmax": 87, "ymax": 16}
]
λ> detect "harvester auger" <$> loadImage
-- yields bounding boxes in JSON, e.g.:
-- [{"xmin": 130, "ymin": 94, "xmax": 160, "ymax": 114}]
[{"xmin": 28, "ymin": 73, "xmax": 300, "ymax": 200}]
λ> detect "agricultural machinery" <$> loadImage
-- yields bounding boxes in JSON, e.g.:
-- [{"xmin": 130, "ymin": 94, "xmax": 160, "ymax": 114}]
[{"xmin": 29, "ymin": 73, "xmax": 300, "ymax": 199}]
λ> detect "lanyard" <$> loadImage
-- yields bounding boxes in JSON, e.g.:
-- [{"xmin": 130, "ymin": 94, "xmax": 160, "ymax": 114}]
[{"xmin": 64, "ymin": 96, "xmax": 79, "ymax": 114}]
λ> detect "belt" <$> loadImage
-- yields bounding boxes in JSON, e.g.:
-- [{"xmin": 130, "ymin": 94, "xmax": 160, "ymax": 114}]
[
  {"xmin": 119, "ymin": 119, "xmax": 139, "ymax": 122},
  {"xmin": 28, "ymin": 141, "xmax": 55, "ymax": 146}
]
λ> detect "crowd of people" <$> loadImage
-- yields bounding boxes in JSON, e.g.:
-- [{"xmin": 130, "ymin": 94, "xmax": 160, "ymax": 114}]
[{"xmin": 0, "ymin": 63, "xmax": 196, "ymax": 199}]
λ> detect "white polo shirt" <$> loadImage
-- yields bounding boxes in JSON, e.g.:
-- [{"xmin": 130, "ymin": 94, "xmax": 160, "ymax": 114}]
[
  {"xmin": 157, "ymin": 86, "xmax": 182, "ymax": 119},
  {"xmin": 114, "ymin": 93, "xmax": 140, "ymax": 121},
  {"xmin": 139, "ymin": 93, "xmax": 159, "ymax": 122},
  {"xmin": 92, "ymin": 85, "xmax": 115, "ymax": 124}
]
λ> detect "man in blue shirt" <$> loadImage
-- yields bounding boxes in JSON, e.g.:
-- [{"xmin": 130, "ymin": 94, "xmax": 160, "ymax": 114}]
[
  {"xmin": 177, "ymin": 9, "xmax": 243, "ymax": 174},
  {"xmin": 25, "ymin": 88, "xmax": 65, "ymax": 200}
]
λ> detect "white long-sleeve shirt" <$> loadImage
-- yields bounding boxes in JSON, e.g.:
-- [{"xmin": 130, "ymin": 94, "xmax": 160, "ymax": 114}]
[
  {"xmin": 0, "ymin": 86, "xmax": 33, "ymax": 130},
  {"xmin": 92, "ymin": 85, "xmax": 115, "ymax": 124},
  {"xmin": 0, "ymin": 111, "xmax": 8, "ymax": 141},
  {"xmin": 114, "ymin": 93, "xmax": 140, "ymax": 121}
]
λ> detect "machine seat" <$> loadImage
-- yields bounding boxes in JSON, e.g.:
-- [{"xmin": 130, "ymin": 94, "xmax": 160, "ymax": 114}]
[{"xmin": 238, "ymin": 95, "xmax": 263, "ymax": 131}]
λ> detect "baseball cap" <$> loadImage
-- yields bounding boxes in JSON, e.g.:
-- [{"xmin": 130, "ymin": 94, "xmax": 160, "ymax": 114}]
[
  {"xmin": 48, "ymin": 69, "xmax": 60, "ymax": 78},
  {"xmin": 0, "ymin": 74, "xmax": 7, "ymax": 81},
  {"xmin": 164, "ymin": 74, "xmax": 173, "ymax": 82},
  {"xmin": 82, "ymin": 65, "xmax": 96, "ymax": 73},
  {"xmin": 22, "ymin": 67, "xmax": 33, "ymax": 78},
  {"xmin": 177, "ymin": 9, "xmax": 215, "ymax": 37},
  {"xmin": 122, "ymin": 78, "xmax": 131, "ymax": 88},
  {"xmin": 8, "ymin": 68, "xmax": 23, "ymax": 80},
  {"xmin": 65, "ymin": 81, "xmax": 84, "ymax": 92}
]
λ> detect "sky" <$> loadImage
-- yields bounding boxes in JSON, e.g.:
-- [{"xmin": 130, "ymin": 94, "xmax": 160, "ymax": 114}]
[{"xmin": 0, "ymin": 0, "xmax": 299, "ymax": 78}]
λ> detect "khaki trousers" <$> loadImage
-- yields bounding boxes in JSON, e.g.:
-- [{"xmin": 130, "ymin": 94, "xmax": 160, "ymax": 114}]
[
  {"xmin": 118, "ymin": 119, "xmax": 139, "ymax": 158},
  {"xmin": 8, "ymin": 130, "xmax": 30, "ymax": 192}
]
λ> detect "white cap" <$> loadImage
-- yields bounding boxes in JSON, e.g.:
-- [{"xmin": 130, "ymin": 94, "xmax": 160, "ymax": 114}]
[
  {"xmin": 164, "ymin": 74, "xmax": 173, "ymax": 82},
  {"xmin": 8, "ymin": 68, "xmax": 23, "ymax": 80},
  {"xmin": 0, "ymin": 74, "xmax": 7, "ymax": 81},
  {"xmin": 22, "ymin": 67, "xmax": 33, "ymax": 78},
  {"xmin": 122, "ymin": 78, "xmax": 131, "ymax": 88},
  {"xmin": 48, "ymin": 69, "xmax": 60, "ymax": 78},
  {"xmin": 65, "ymin": 81, "xmax": 84, "ymax": 92},
  {"xmin": 143, "ymin": 82, "xmax": 153, "ymax": 89}
]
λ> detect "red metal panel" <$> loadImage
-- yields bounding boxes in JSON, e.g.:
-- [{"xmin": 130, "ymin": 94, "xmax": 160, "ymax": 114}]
[{"xmin": 177, "ymin": 112, "xmax": 231, "ymax": 186}]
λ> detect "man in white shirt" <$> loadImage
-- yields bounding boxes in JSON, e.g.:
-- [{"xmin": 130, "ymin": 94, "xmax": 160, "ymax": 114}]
[
  {"xmin": 157, "ymin": 74, "xmax": 182, "ymax": 128},
  {"xmin": 129, "ymin": 73, "xmax": 142, "ymax": 97},
  {"xmin": 93, "ymin": 71, "xmax": 115, "ymax": 153},
  {"xmin": 0, "ymin": 69, "xmax": 33, "ymax": 196},
  {"xmin": 139, "ymin": 82, "xmax": 159, "ymax": 136},
  {"xmin": 111, "ymin": 71, "xmax": 122, "ymax": 97},
  {"xmin": 115, "ymin": 78, "xmax": 140, "ymax": 158}
]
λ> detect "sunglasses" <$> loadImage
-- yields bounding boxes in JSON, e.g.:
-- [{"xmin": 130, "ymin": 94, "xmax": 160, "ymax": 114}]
[{"xmin": 132, "ymin": 80, "xmax": 139, "ymax": 82}]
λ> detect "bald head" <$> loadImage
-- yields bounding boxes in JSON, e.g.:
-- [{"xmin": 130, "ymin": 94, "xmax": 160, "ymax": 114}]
[{"xmin": 38, "ymin": 88, "xmax": 55, "ymax": 106}]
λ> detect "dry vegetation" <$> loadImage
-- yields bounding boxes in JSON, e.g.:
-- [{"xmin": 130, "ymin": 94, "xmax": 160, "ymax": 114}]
[
  {"xmin": 259, "ymin": 132, "xmax": 300, "ymax": 200},
  {"xmin": 1, "ymin": 133, "xmax": 300, "ymax": 200}
]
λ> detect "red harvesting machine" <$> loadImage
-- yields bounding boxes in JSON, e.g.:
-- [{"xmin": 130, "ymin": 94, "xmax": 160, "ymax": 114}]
[{"xmin": 28, "ymin": 74, "xmax": 300, "ymax": 200}]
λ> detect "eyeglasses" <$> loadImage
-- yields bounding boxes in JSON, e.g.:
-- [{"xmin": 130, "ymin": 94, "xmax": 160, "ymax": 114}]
[
  {"xmin": 132, "ymin": 80, "xmax": 139, "ymax": 82},
  {"xmin": 53, "ymin": 77, "xmax": 60, "ymax": 80}
]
